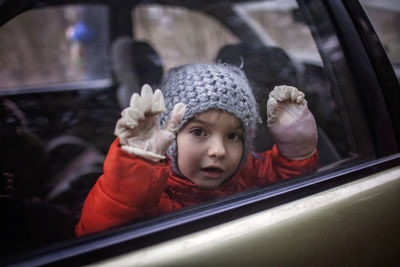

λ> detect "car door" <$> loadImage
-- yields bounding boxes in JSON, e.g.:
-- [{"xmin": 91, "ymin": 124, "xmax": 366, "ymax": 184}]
[{"xmin": 0, "ymin": 0, "xmax": 399, "ymax": 266}]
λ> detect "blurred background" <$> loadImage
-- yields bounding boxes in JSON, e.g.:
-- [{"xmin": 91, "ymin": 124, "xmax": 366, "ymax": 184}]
[{"xmin": 0, "ymin": 0, "xmax": 398, "ymax": 89}]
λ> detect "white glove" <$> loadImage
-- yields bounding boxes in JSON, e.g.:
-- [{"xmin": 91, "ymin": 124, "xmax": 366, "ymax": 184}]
[
  {"xmin": 114, "ymin": 84, "xmax": 186, "ymax": 161},
  {"xmin": 267, "ymin": 85, "xmax": 318, "ymax": 160}
]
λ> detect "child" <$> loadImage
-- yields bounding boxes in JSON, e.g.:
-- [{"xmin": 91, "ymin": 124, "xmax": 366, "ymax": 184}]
[{"xmin": 75, "ymin": 63, "xmax": 318, "ymax": 236}]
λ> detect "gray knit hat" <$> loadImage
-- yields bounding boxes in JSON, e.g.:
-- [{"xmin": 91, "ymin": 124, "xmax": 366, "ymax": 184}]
[{"xmin": 160, "ymin": 63, "xmax": 261, "ymax": 175}]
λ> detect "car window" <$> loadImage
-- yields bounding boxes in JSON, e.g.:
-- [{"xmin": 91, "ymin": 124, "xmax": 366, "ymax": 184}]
[
  {"xmin": 0, "ymin": 4, "xmax": 110, "ymax": 93},
  {"xmin": 131, "ymin": 1, "xmax": 374, "ymax": 165},
  {"xmin": 0, "ymin": 4, "xmax": 115, "ymax": 259},
  {"xmin": 0, "ymin": 0, "xmax": 386, "ymax": 263},
  {"xmin": 133, "ymin": 5, "xmax": 239, "ymax": 71},
  {"xmin": 359, "ymin": 0, "xmax": 400, "ymax": 82}
]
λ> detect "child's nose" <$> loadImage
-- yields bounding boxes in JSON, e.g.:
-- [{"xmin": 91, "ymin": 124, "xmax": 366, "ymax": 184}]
[{"xmin": 208, "ymin": 137, "xmax": 226, "ymax": 158}]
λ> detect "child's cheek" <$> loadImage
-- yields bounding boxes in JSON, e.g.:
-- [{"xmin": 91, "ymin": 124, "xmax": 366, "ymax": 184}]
[
  {"xmin": 226, "ymin": 141, "xmax": 243, "ymax": 168},
  {"xmin": 177, "ymin": 132, "xmax": 198, "ymax": 161}
]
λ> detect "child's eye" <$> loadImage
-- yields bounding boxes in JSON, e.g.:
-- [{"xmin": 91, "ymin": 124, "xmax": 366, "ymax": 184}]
[
  {"xmin": 227, "ymin": 133, "xmax": 242, "ymax": 141},
  {"xmin": 191, "ymin": 128, "xmax": 207, "ymax": 137}
]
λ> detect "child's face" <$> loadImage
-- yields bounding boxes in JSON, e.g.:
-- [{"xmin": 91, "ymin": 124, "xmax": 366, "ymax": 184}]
[{"xmin": 176, "ymin": 110, "xmax": 243, "ymax": 189}]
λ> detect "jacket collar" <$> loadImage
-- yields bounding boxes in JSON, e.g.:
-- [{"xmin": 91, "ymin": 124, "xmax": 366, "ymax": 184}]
[{"xmin": 166, "ymin": 170, "xmax": 241, "ymax": 206}]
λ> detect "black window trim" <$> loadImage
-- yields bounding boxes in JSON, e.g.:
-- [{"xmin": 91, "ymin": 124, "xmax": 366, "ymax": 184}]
[
  {"xmin": 324, "ymin": 0, "xmax": 399, "ymax": 156},
  {"xmin": 342, "ymin": 0, "xmax": 400, "ymax": 150},
  {"xmin": 0, "ymin": 79, "xmax": 113, "ymax": 96}
]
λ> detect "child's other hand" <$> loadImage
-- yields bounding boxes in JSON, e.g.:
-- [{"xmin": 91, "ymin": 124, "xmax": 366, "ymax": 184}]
[
  {"xmin": 267, "ymin": 85, "xmax": 318, "ymax": 160},
  {"xmin": 114, "ymin": 84, "xmax": 186, "ymax": 161}
]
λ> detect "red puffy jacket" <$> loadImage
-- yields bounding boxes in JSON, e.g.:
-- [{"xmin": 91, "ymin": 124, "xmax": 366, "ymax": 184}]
[{"xmin": 76, "ymin": 138, "xmax": 318, "ymax": 236}]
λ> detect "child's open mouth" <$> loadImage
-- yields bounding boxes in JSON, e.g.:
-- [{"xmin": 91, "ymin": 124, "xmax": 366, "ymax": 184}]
[{"xmin": 201, "ymin": 167, "xmax": 224, "ymax": 178}]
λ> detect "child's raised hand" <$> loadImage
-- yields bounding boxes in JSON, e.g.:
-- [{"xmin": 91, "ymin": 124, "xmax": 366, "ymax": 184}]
[
  {"xmin": 114, "ymin": 84, "xmax": 186, "ymax": 161},
  {"xmin": 267, "ymin": 85, "xmax": 318, "ymax": 160}
]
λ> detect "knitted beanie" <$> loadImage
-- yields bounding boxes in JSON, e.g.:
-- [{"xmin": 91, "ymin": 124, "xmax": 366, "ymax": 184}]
[{"xmin": 160, "ymin": 63, "xmax": 261, "ymax": 175}]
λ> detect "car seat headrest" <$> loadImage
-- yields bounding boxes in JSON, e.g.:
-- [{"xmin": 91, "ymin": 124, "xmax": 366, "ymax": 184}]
[{"xmin": 111, "ymin": 36, "xmax": 163, "ymax": 108}]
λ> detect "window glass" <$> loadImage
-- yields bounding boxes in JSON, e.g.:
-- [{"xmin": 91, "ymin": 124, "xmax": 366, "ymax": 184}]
[
  {"xmin": 0, "ymin": 5, "xmax": 110, "ymax": 91},
  {"xmin": 133, "ymin": 5, "xmax": 239, "ymax": 71},
  {"xmin": 0, "ymin": 0, "xmax": 377, "ymax": 261},
  {"xmin": 233, "ymin": 1, "xmax": 321, "ymax": 64},
  {"xmin": 359, "ymin": 0, "xmax": 400, "ymax": 82},
  {"xmin": 132, "ymin": 1, "xmax": 373, "ymax": 166},
  {"xmin": 0, "ymin": 4, "xmax": 116, "ymax": 260},
  {"xmin": 234, "ymin": 0, "xmax": 373, "ymax": 162}
]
